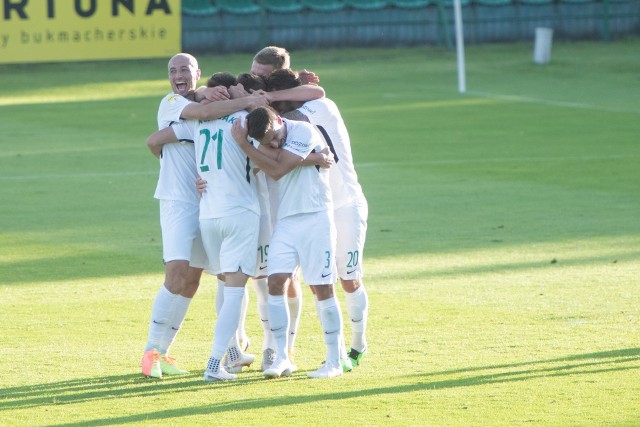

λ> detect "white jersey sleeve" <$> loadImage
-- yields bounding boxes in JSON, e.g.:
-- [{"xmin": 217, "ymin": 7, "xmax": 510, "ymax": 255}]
[
  {"xmin": 171, "ymin": 120, "xmax": 197, "ymax": 143},
  {"xmin": 153, "ymin": 94, "xmax": 199, "ymax": 205},
  {"xmin": 157, "ymin": 93, "xmax": 193, "ymax": 128}
]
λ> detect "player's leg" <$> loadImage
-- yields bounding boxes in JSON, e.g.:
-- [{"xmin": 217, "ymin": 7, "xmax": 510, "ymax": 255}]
[
  {"xmin": 335, "ymin": 201, "xmax": 369, "ymax": 367},
  {"xmin": 204, "ymin": 276, "xmax": 248, "ymax": 381},
  {"xmin": 286, "ymin": 267, "xmax": 302, "ymax": 369},
  {"xmin": 263, "ymin": 217, "xmax": 298, "ymax": 378},
  {"xmin": 254, "ymin": 211, "xmax": 274, "ymax": 369},
  {"xmin": 263, "ymin": 273, "xmax": 293, "ymax": 378},
  {"xmin": 253, "ymin": 276, "xmax": 276, "ymax": 370},
  {"xmin": 142, "ymin": 200, "xmax": 201, "ymax": 378},
  {"xmin": 298, "ymin": 210, "xmax": 343, "ymax": 378},
  {"xmin": 160, "ymin": 230, "xmax": 208, "ymax": 374},
  {"xmin": 238, "ymin": 287, "xmax": 251, "ymax": 351},
  {"xmin": 203, "ymin": 212, "xmax": 258, "ymax": 381},
  {"xmin": 308, "ymin": 284, "xmax": 343, "ymax": 378}
]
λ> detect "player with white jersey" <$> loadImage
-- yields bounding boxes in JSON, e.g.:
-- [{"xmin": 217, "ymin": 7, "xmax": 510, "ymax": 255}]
[
  {"xmin": 249, "ymin": 47, "xmax": 326, "ymax": 370},
  {"xmin": 232, "ymin": 106, "xmax": 345, "ymax": 379},
  {"xmin": 142, "ymin": 53, "xmax": 267, "ymax": 379},
  {"xmin": 148, "ymin": 90, "xmax": 262, "ymax": 381},
  {"xmin": 266, "ymin": 69, "xmax": 370, "ymax": 369}
]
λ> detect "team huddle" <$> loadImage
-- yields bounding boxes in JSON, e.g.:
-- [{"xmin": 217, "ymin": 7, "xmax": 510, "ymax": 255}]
[{"xmin": 141, "ymin": 46, "xmax": 369, "ymax": 380}]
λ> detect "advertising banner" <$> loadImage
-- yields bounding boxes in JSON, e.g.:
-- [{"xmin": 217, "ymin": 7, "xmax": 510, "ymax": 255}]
[{"xmin": 0, "ymin": 0, "xmax": 181, "ymax": 64}]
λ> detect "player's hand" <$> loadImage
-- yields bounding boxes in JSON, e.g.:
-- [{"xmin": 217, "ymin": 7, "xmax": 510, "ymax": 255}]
[
  {"xmin": 298, "ymin": 69, "xmax": 319, "ymax": 85},
  {"xmin": 196, "ymin": 176, "xmax": 207, "ymax": 197},
  {"xmin": 202, "ymin": 86, "xmax": 230, "ymax": 101},
  {"xmin": 247, "ymin": 92, "xmax": 269, "ymax": 109},
  {"xmin": 318, "ymin": 147, "xmax": 334, "ymax": 169},
  {"xmin": 231, "ymin": 117, "xmax": 249, "ymax": 145}
]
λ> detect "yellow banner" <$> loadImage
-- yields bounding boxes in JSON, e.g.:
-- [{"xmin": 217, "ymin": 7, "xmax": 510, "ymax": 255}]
[{"xmin": 0, "ymin": 0, "xmax": 181, "ymax": 64}]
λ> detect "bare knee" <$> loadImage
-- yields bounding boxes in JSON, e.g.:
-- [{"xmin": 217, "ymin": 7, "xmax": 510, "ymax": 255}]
[
  {"xmin": 165, "ymin": 261, "xmax": 202, "ymax": 295},
  {"xmin": 268, "ymin": 273, "xmax": 291, "ymax": 296},
  {"xmin": 181, "ymin": 267, "xmax": 203, "ymax": 298},
  {"xmin": 311, "ymin": 284, "xmax": 334, "ymax": 301},
  {"xmin": 340, "ymin": 279, "xmax": 360, "ymax": 293},
  {"xmin": 224, "ymin": 270, "xmax": 250, "ymax": 287}
]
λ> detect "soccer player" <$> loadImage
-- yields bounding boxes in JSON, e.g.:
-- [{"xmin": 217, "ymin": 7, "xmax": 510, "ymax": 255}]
[
  {"xmin": 195, "ymin": 68, "xmax": 327, "ymax": 373},
  {"xmin": 266, "ymin": 69, "xmax": 370, "ymax": 369},
  {"xmin": 251, "ymin": 45, "xmax": 319, "ymax": 86},
  {"xmin": 231, "ymin": 106, "xmax": 344, "ymax": 379},
  {"xmin": 248, "ymin": 46, "xmax": 324, "ymax": 369},
  {"xmin": 142, "ymin": 53, "xmax": 267, "ymax": 379},
  {"xmin": 147, "ymin": 77, "xmax": 269, "ymax": 381}
]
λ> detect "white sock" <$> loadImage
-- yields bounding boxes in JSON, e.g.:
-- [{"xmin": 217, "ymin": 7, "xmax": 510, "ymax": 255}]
[
  {"xmin": 288, "ymin": 295, "xmax": 302, "ymax": 353},
  {"xmin": 215, "ymin": 279, "xmax": 225, "ymax": 315},
  {"xmin": 253, "ymin": 278, "xmax": 273, "ymax": 350},
  {"xmin": 333, "ymin": 297, "xmax": 349, "ymax": 360},
  {"xmin": 210, "ymin": 287, "xmax": 244, "ymax": 360},
  {"xmin": 317, "ymin": 296, "xmax": 342, "ymax": 366},
  {"xmin": 237, "ymin": 286, "xmax": 250, "ymax": 346},
  {"xmin": 226, "ymin": 330, "xmax": 244, "ymax": 363},
  {"xmin": 145, "ymin": 284, "xmax": 177, "ymax": 352},
  {"xmin": 267, "ymin": 294, "xmax": 290, "ymax": 360},
  {"xmin": 345, "ymin": 284, "xmax": 368, "ymax": 352},
  {"xmin": 160, "ymin": 294, "xmax": 192, "ymax": 355}
]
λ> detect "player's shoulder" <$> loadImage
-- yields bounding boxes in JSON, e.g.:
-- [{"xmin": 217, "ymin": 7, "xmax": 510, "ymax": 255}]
[
  {"xmin": 159, "ymin": 93, "xmax": 191, "ymax": 107},
  {"xmin": 301, "ymin": 97, "xmax": 335, "ymax": 113},
  {"xmin": 285, "ymin": 117, "xmax": 315, "ymax": 136}
]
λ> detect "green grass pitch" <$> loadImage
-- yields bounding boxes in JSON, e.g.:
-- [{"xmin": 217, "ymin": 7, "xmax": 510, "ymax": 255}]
[{"xmin": 0, "ymin": 38, "xmax": 639, "ymax": 426}]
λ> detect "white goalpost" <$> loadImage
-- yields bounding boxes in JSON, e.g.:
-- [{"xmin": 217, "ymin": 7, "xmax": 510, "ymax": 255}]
[{"xmin": 453, "ymin": 0, "xmax": 466, "ymax": 93}]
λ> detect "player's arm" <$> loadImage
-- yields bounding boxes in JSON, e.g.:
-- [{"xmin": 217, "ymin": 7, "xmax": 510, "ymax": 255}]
[
  {"xmin": 180, "ymin": 93, "xmax": 268, "ymax": 121},
  {"xmin": 194, "ymin": 85, "xmax": 230, "ymax": 102},
  {"xmin": 256, "ymin": 137, "xmax": 332, "ymax": 169},
  {"xmin": 147, "ymin": 126, "xmax": 179, "ymax": 158},
  {"xmin": 265, "ymin": 85, "xmax": 324, "ymax": 103},
  {"xmin": 196, "ymin": 176, "xmax": 207, "ymax": 197},
  {"xmin": 298, "ymin": 69, "xmax": 319, "ymax": 85},
  {"xmin": 304, "ymin": 148, "xmax": 334, "ymax": 169},
  {"xmin": 232, "ymin": 120, "xmax": 303, "ymax": 181}
]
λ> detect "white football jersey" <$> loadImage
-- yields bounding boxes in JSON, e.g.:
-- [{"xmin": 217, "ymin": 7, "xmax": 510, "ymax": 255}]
[
  {"xmin": 153, "ymin": 93, "xmax": 199, "ymax": 206},
  {"xmin": 172, "ymin": 111, "xmax": 259, "ymax": 220},
  {"xmin": 275, "ymin": 119, "xmax": 333, "ymax": 221},
  {"xmin": 297, "ymin": 98, "xmax": 365, "ymax": 209}
]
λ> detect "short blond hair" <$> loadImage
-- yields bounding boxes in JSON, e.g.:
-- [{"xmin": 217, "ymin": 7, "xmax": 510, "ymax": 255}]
[{"xmin": 253, "ymin": 46, "xmax": 290, "ymax": 70}]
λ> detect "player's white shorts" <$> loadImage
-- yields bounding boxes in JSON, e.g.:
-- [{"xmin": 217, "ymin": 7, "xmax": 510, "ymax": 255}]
[
  {"xmin": 200, "ymin": 209, "xmax": 260, "ymax": 277},
  {"xmin": 269, "ymin": 210, "xmax": 337, "ymax": 285},
  {"xmin": 335, "ymin": 199, "xmax": 368, "ymax": 280},
  {"xmin": 160, "ymin": 199, "xmax": 208, "ymax": 269}
]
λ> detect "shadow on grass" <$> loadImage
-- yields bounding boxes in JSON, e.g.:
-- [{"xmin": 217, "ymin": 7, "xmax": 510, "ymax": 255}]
[
  {"xmin": 0, "ymin": 251, "xmax": 159, "ymax": 286},
  {"xmin": 1, "ymin": 348, "xmax": 638, "ymax": 425},
  {"xmin": 2, "ymin": 247, "xmax": 638, "ymax": 287}
]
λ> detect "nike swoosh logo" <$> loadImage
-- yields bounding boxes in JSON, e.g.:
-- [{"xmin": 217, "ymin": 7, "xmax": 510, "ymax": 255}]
[
  {"xmin": 321, "ymin": 272, "xmax": 331, "ymax": 278},
  {"xmin": 259, "ymin": 266, "xmax": 267, "ymax": 270},
  {"xmin": 346, "ymin": 269, "xmax": 356, "ymax": 274}
]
